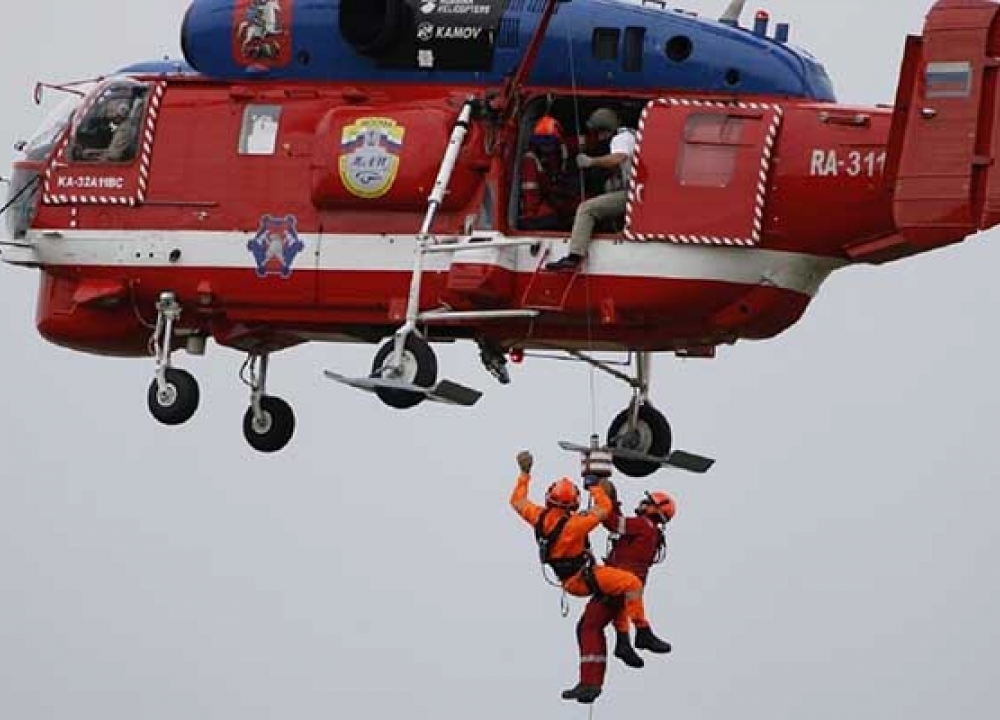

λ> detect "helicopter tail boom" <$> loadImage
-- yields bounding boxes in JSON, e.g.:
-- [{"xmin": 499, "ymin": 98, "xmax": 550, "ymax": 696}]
[{"xmin": 885, "ymin": 0, "xmax": 1000, "ymax": 260}]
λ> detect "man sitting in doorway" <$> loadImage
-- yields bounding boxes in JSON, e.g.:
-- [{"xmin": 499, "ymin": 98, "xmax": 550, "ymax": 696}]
[{"xmin": 546, "ymin": 107, "xmax": 636, "ymax": 272}]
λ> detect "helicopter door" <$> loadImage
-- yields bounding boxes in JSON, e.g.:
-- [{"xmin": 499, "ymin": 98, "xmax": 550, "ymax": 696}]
[
  {"xmin": 41, "ymin": 79, "xmax": 165, "ymax": 208},
  {"xmin": 624, "ymin": 99, "xmax": 783, "ymax": 247}
]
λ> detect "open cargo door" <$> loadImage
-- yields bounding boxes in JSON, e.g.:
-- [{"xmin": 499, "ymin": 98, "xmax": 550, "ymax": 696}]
[{"xmin": 624, "ymin": 98, "xmax": 783, "ymax": 247}]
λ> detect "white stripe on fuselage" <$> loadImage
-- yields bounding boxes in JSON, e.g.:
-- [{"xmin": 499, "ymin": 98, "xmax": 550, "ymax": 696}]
[{"xmin": 17, "ymin": 229, "xmax": 846, "ymax": 297}]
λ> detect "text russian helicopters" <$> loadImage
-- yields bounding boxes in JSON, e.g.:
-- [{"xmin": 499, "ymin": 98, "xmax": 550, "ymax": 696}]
[{"xmin": 3, "ymin": 0, "xmax": 998, "ymax": 475}]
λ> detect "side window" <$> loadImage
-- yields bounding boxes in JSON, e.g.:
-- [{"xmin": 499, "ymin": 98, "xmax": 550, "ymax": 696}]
[
  {"xmin": 69, "ymin": 81, "xmax": 150, "ymax": 164},
  {"xmin": 677, "ymin": 114, "xmax": 747, "ymax": 188},
  {"xmin": 623, "ymin": 27, "xmax": 645, "ymax": 73},
  {"xmin": 239, "ymin": 105, "xmax": 282, "ymax": 155},
  {"xmin": 592, "ymin": 28, "xmax": 620, "ymax": 61}
]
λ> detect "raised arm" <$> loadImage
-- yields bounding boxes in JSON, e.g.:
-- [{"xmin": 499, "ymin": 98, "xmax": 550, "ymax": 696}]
[{"xmin": 510, "ymin": 451, "xmax": 543, "ymax": 526}]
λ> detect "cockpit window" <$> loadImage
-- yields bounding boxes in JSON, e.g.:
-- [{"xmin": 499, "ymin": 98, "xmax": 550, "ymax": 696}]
[
  {"xmin": 69, "ymin": 80, "xmax": 150, "ymax": 164},
  {"xmin": 23, "ymin": 84, "xmax": 95, "ymax": 162}
]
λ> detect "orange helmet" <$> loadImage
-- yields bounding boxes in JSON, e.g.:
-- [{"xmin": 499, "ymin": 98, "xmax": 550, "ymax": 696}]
[
  {"xmin": 637, "ymin": 491, "xmax": 675, "ymax": 523},
  {"xmin": 531, "ymin": 115, "xmax": 566, "ymax": 149},
  {"xmin": 545, "ymin": 478, "xmax": 581, "ymax": 510}
]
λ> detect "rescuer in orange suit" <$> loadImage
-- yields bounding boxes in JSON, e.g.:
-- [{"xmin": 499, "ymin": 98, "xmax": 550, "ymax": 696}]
[
  {"xmin": 562, "ymin": 483, "xmax": 676, "ymax": 705},
  {"xmin": 510, "ymin": 450, "xmax": 669, "ymax": 703},
  {"xmin": 518, "ymin": 116, "xmax": 575, "ymax": 231}
]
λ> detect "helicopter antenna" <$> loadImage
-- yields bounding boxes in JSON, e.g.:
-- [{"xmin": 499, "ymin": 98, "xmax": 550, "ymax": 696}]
[{"xmin": 720, "ymin": 0, "xmax": 747, "ymax": 25}]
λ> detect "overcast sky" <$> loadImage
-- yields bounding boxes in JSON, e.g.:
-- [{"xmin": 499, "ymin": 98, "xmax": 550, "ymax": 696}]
[{"xmin": 1, "ymin": 1, "xmax": 998, "ymax": 719}]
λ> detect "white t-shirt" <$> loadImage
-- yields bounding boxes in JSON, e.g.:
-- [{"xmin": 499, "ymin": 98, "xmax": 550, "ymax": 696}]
[{"xmin": 608, "ymin": 128, "xmax": 637, "ymax": 190}]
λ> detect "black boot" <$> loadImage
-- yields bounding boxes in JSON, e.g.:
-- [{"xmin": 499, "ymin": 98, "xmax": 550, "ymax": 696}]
[
  {"xmin": 562, "ymin": 683, "xmax": 602, "ymax": 704},
  {"xmin": 614, "ymin": 630, "xmax": 645, "ymax": 668},
  {"xmin": 545, "ymin": 253, "xmax": 583, "ymax": 272},
  {"xmin": 635, "ymin": 625, "xmax": 672, "ymax": 654}
]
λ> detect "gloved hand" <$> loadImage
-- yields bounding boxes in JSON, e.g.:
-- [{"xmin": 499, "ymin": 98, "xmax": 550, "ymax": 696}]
[
  {"xmin": 583, "ymin": 474, "xmax": 600, "ymax": 489},
  {"xmin": 576, "ymin": 153, "xmax": 595, "ymax": 169},
  {"xmin": 517, "ymin": 451, "xmax": 534, "ymax": 474}
]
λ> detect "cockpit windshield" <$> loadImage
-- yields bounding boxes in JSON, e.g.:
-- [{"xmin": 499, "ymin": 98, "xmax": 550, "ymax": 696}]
[
  {"xmin": 22, "ymin": 82, "xmax": 95, "ymax": 162},
  {"xmin": 68, "ymin": 79, "xmax": 150, "ymax": 164}
]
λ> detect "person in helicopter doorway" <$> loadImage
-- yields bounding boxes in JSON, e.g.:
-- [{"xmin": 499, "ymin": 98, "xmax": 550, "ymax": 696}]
[
  {"xmin": 518, "ymin": 115, "xmax": 577, "ymax": 231},
  {"xmin": 562, "ymin": 478, "xmax": 675, "ymax": 705},
  {"xmin": 510, "ymin": 450, "xmax": 671, "ymax": 703},
  {"xmin": 546, "ymin": 107, "xmax": 637, "ymax": 272}
]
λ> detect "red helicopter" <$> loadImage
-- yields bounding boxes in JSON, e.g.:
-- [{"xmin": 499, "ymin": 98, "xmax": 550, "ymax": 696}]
[{"xmin": 2, "ymin": 0, "xmax": 998, "ymax": 474}]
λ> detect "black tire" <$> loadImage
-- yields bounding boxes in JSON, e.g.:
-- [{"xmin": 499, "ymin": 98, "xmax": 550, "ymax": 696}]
[
  {"xmin": 370, "ymin": 335, "xmax": 438, "ymax": 409},
  {"xmin": 147, "ymin": 368, "xmax": 200, "ymax": 426},
  {"xmin": 243, "ymin": 396, "xmax": 296, "ymax": 454},
  {"xmin": 607, "ymin": 404, "xmax": 673, "ymax": 478}
]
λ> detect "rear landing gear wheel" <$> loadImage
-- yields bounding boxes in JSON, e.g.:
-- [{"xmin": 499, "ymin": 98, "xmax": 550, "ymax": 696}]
[
  {"xmin": 243, "ymin": 396, "xmax": 296, "ymax": 454},
  {"xmin": 371, "ymin": 334, "xmax": 438, "ymax": 409},
  {"xmin": 148, "ymin": 368, "xmax": 200, "ymax": 426},
  {"xmin": 607, "ymin": 404, "xmax": 673, "ymax": 478}
]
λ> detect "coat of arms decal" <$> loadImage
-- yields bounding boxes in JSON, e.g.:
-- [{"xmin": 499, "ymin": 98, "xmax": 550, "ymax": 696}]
[{"xmin": 339, "ymin": 117, "xmax": 407, "ymax": 200}]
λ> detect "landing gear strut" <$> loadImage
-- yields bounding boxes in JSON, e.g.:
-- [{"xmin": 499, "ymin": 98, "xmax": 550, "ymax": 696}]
[
  {"xmin": 563, "ymin": 350, "xmax": 712, "ymax": 477},
  {"xmin": 370, "ymin": 333, "xmax": 438, "ymax": 409},
  {"xmin": 324, "ymin": 99, "xmax": 531, "ymax": 408},
  {"xmin": 241, "ymin": 353, "xmax": 295, "ymax": 453},
  {"xmin": 604, "ymin": 353, "xmax": 673, "ymax": 478},
  {"xmin": 147, "ymin": 292, "xmax": 200, "ymax": 426}
]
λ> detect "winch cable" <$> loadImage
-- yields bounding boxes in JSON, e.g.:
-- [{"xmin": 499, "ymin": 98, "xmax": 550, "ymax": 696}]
[{"xmin": 564, "ymin": 20, "xmax": 600, "ymax": 438}]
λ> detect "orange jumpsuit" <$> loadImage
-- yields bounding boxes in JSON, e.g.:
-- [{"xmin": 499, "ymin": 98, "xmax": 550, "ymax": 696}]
[{"xmin": 510, "ymin": 473, "xmax": 650, "ymax": 630}]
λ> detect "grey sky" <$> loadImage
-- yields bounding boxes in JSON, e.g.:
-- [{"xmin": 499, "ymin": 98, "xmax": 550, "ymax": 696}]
[{"xmin": 1, "ymin": 1, "xmax": 998, "ymax": 719}]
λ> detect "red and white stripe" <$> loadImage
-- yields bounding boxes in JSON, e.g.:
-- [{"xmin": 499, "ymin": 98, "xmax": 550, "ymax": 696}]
[{"xmin": 18, "ymin": 228, "xmax": 845, "ymax": 300}]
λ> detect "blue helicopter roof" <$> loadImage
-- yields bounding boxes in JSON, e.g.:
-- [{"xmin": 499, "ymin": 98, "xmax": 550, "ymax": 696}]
[
  {"xmin": 118, "ymin": 59, "xmax": 198, "ymax": 76},
  {"xmin": 180, "ymin": 0, "xmax": 836, "ymax": 101}
]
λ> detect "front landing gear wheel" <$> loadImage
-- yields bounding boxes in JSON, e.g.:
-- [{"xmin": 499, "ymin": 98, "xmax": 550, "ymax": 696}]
[
  {"xmin": 371, "ymin": 335, "xmax": 438, "ymax": 409},
  {"xmin": 607, "ymin": 404, "xmax": 673, "ymax": 478},
  {"xmin": 148, "ymin": 368, "xmax": 200, "ymax": 426},
  {"xmin": 243, "ymin": 396, "xmax": 296, "ymax": 454}
]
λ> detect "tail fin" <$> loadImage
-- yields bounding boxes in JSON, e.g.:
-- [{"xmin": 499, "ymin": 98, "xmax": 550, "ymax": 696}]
[{"xmin": 888, "ymin": 0, "xmax": 1000, "ymax": 256}]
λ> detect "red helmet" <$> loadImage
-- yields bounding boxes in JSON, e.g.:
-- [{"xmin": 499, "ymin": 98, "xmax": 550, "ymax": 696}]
[
  {"xmin": 637, "ymin": 491, "xmax": 675, "ymax": 523},
  {"xmin": 533, "ymin": 115, "xmax": 564, "ymax": 139},
  {"xmin": 546, "ymin": 478, "xmax": 581, "ymax": 510},
  {"xmin": 531, "ymin": 116, "xmax": 567, "ymax": 154}
]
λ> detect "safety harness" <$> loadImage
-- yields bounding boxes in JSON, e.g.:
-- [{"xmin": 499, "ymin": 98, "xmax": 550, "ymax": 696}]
[{"xmin": 534, "ymin": 508, "xmax": 603, "ymax": 597}]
